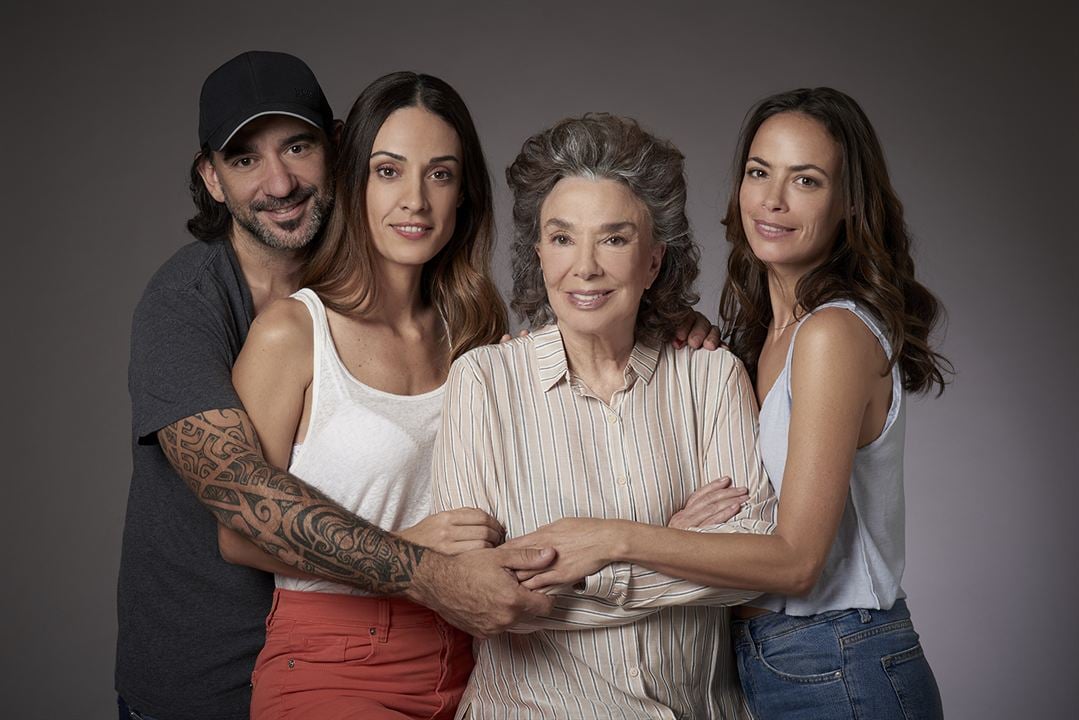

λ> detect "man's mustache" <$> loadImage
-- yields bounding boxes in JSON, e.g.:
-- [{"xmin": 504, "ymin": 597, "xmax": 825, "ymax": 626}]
[{"xmin": 251, "ymin": 187, "xmax": 316, "ymax": 212}]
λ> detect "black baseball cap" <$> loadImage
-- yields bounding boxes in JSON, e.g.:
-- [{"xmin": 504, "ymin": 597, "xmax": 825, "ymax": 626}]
[{"xmin": 198, "ymin": 51, "xmax": 333, "ymax": 151}]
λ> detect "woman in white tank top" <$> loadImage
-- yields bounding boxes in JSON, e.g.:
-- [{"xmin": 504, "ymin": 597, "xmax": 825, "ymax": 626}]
[{"xmin": 217, "ymin": 72, "xmax": 515, "ymax": 720}]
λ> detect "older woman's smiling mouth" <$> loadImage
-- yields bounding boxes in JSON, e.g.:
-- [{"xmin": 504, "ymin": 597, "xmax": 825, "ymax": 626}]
[{"xmin": 566, "ymin": 290, "xmax": 614, "ymax": 310}]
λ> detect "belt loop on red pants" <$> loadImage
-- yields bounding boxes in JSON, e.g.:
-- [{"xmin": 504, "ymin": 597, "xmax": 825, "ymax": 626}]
[
  {"xmin": 376, "ymin": 598, "xmax": 391, "ymax": 643},
  {"xmin": 266, "ymin": 588, "xmax": 283, "ymax": 629}
]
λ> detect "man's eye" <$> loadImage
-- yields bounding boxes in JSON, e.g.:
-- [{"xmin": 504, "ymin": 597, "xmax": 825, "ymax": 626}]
[
  {"xmin": 234, "ymin": 158, "xmax": 254, "ymax": 168},
  {"xmin": 288, "ymin": 144, "xmax": 307, "ymax": 154}
]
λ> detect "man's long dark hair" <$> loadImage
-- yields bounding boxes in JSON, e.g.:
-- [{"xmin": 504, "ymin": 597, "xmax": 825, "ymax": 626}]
[{"xmin": 186, "ymin": 148, "xmax": 230, "ymax": 240}]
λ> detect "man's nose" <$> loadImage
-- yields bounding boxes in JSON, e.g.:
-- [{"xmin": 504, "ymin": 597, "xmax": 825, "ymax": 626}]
[{"xmin": 262, "ymin": 155, "xmax": 298, "ymax": 198}]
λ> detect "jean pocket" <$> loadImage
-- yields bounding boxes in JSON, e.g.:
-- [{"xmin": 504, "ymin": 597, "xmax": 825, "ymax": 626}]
[
  {"xmin": 280, "ymin": 632, "xmax": 380, "ymax": 713},
  {"xmin": 294, "ymin": 632, "xmax": 377, "ymax": 665},
  {"xmin": 882, "ymin": 644, "xmax": 944, "ymax": 720},
  {"xmin": 754, "ymin": 619, "xmax": 845, "ymax": 682}
]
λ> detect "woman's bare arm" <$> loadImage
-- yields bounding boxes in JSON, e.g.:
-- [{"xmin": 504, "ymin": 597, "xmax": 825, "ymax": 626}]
[
  {"xmin": 516, "ymin": 308, "xmax": 888, "ymax": 597},
  {"xmin": 617, "ymin": 308, "xmax": 889, "ymax": 595},
  {"xmin": 217, "ymin": 298, "xmax": 313, "ymax": 572}
]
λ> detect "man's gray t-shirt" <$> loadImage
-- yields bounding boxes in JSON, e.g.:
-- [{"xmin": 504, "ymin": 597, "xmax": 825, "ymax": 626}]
[{"xmin": 116, "ymin": 238, "xmax": 274, "ymax": 720}]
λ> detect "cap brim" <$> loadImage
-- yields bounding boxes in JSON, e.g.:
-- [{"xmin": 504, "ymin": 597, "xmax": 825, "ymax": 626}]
[{"xmin": 210, "ymin": 103, "xmax": 327, "ymax": 151}]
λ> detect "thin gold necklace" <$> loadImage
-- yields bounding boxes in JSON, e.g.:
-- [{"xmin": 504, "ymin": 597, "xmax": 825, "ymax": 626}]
[{"xmin": 766, "ymin": 313, "xmax": 803, "ymax": 332}]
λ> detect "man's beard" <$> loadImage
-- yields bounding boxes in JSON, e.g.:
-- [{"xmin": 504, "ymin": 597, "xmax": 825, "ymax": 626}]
[{"xmin": 227, "ymin": 185, "xmax": 334, "ymax": 251}]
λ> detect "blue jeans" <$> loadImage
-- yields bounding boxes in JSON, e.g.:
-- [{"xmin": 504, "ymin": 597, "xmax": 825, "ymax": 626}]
[{"xmin": 734, "ymin": 600, "xmax": 943, "ymax": 719}]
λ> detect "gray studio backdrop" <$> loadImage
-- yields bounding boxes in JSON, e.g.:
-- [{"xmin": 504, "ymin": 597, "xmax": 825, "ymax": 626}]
[{"xmin": 7, "ymin": 1, "xmax": 1077, "ymax": 717}]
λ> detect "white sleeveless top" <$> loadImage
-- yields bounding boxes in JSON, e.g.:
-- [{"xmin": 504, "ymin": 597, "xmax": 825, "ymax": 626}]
[
  {"xmin": 277, "ymin": 288, "xmax": 444, "ymax": 596},
  {"xmin": 756, "ymin": 300, "xmax": 907, "ymax": 615}
]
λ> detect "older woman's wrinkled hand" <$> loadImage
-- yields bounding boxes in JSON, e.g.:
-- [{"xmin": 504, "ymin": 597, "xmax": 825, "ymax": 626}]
[{"xmin": 668, "ymin": 477, "xmax": 748, "ymax": 530}]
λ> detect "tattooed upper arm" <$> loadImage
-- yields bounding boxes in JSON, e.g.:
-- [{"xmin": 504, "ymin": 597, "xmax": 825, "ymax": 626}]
[
  {"xmin": 156, "ymin": 408, "xmax": 427, "ymax": 594},
  {"xmin": 158, "ymin": 408, "xmax": 262, "ymax": 496}
]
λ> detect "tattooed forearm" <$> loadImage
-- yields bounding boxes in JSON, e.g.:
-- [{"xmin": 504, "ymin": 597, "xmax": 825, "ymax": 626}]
[{"xmin": 159, "ymin": 409, "xmax": 426, "ymax": 594}]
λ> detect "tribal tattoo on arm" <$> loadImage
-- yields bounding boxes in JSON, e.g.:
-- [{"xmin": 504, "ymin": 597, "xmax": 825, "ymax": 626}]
[{"xmin": 158, "ymin": 408, "xmax": 427, "ymax": 594}]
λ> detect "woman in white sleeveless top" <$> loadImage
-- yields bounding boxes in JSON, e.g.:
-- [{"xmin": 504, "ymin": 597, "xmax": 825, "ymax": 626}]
[
  {"xmin": 507, "ymin": 89, "xmax": 950, "ymax": 719},
  {"xmin": 216, "ymin": 72, "xmax": 512, "ymax": 720}
]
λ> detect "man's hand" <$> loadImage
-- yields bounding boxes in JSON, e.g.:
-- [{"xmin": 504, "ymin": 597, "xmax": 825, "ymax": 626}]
[
  {"xmin": 408, "ymin": 546, "xmax": 557, "ymax": 639},
  {"xmin": 672, "ymin": 311, "xmax": 721, "ymax": 350}
]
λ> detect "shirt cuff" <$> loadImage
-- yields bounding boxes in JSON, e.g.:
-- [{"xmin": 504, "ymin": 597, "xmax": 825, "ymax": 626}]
[
  {"xmin": 575, "ymin": 565, "xmax": 618, "ymax": 600},
  {"xmin": 575, "ymin": 564, "xmax": 632, "ymax": 603}
]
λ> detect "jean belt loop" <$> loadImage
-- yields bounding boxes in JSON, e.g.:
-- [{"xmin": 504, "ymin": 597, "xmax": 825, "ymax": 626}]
[
  {"xmin": 858, "ymin": 608, "xmax": 872, "ymax": 624},
  {"xmin": 266, "ymin": 588, "xmax": 282, "ymax": 630},
  {"xmin": 377, "ymin": 598, "xmax": 391, "ymax": 643},
  {"xmin": 741, "ymin": 619, "xmax": 756, "ymax": 648}
]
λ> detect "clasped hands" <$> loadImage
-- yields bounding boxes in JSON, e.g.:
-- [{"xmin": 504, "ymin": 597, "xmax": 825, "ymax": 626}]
[{"xmin": 404, "ymin": 476, "xmax": 745, "ymax": 593}]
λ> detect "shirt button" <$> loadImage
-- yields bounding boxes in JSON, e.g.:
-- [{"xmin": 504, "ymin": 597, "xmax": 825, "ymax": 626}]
[
  {"xmin": 616, "ymin": 475, "xmax": 628, "ymax": 486},
  {"xmin": 628, "ymin": 666, "xmax": 640, "ymax": 678},
  {"xmin": 606, "ymin": 412, "xmax": 618, "ymax": 424}
]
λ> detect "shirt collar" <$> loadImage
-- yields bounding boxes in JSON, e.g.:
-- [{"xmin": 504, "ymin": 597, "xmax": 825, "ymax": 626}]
[{"xmin": 531, "ymin": 324, "xmax": 661, "ymax": 393}]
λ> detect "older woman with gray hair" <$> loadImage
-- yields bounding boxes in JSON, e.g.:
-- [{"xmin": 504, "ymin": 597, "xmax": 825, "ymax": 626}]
[{"xmin": 432, "ymin": 113, "xmax": 776, "ymax": 718}]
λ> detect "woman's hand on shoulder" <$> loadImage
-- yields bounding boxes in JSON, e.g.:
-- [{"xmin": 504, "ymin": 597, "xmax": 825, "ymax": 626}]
[
  {"xmin": 396, "ymin": 508, "xmax": 505, "ymax": 555},
  {"xmin": 672, "ymin": 311, "xmax": 722, "ymax": 350}
]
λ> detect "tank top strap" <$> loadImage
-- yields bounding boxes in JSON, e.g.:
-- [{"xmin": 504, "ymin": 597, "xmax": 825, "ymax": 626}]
[
  {"xmin": 286, "ymin": 289, "xmax": 335, "ymax": 461},
  {"xmin": 289, "ymin": 288, "xmax": 331, "ymax": 349},
  {"xmin": 784, "ymin": 299, "xmax": 903, "ymax": 428}
]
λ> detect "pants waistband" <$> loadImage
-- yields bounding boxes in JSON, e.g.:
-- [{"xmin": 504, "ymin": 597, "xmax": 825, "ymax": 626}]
[{"xmin": 268, "ymin": 588, "xmax": 443, "ymax": 629}]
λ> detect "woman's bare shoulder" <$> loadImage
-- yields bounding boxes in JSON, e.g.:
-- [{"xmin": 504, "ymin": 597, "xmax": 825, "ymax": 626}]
[
  {"xmin": 246, "ymin": 297, "xmax": 314, "ymax": 352},
  {"xmin": 793, "ymin": 307, "xmax": 887, "ymax": 383}
]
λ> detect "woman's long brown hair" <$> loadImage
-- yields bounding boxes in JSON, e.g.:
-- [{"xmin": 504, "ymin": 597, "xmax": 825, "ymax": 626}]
[
  {"xmin": 719, "ymin": 87, "xmax": 952, "ymax": 395},
  {"xmin": 302, "ymin": 72, "xmax": 507, "ymax": 360}
]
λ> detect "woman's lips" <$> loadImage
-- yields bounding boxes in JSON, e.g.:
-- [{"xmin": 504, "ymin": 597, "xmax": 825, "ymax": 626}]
[
  {"xmin": 391, "ymin": 224, "xmax": 433, "ymax": 240},
  {"xmin": 753, "ymin": 219, "xmax": 795, "ymax": 239},
  {"xmin": 565, "ymin": 290, "xmax": 613, "ymax": 310}
]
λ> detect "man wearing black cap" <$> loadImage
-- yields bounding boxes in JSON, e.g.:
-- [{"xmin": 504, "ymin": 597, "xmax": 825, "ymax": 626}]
[{"xmin": 115, "ymin": 51, "xmax": 555, "ymax": 720}]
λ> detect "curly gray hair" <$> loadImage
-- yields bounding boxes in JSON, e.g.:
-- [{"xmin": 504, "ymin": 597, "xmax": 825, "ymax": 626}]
[{"xmin": 506, "ymin": 113, "xmax": 700, "ymax": 345}]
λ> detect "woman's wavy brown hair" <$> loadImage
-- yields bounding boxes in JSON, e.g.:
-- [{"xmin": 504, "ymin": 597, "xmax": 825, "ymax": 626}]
[
  {"xmin": 506, "ymin": 113, "xmax": 699, "ymax": 346},
  {"xmin": 719, "ymin": 87, "xmax": 952, "ymax": 394},
  {"xmin": 302, "ymin": 71, "xmax": 506, "ymax": 360}
]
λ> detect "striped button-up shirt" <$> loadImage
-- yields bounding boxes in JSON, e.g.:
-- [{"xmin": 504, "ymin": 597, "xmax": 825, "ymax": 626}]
[{"xmin": 432, "ymin": 325, "xmax": 777, "ymax": 719}]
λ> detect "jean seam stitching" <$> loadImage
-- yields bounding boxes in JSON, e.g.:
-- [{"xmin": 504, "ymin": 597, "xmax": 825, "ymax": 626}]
[
  {"xmin": 841, "ymin": 618, "xmax": 914, "ymax": 646},
  {"xmin": 881, "ymin": 644, "xmax": 925, "ymax": 720}
]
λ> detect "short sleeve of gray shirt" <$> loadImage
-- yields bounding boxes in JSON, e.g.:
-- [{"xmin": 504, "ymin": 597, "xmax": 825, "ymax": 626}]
[{"xmin": 128, "ymin": 238, "xmax": 254, "ymax": 442}]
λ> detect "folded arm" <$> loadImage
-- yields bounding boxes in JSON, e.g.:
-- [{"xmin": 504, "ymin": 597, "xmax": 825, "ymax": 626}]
[
  {"xmin": 506, "ymin": 352, "xmax": 778, "ymax": 617},
  {"xmin": 576, "ymin": 310, "xmax": 887, "ymax": 597}
]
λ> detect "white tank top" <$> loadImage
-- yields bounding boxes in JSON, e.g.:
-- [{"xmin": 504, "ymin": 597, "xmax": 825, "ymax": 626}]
[{"xmin": 276, "ymin": 288, "xmax": 445, "ymax": 596}]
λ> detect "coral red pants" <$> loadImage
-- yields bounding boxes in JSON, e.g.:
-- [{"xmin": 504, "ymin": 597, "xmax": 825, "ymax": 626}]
[{"xmin": 251, "ymin": 589, "xmax": 474, "ymax": 719}]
